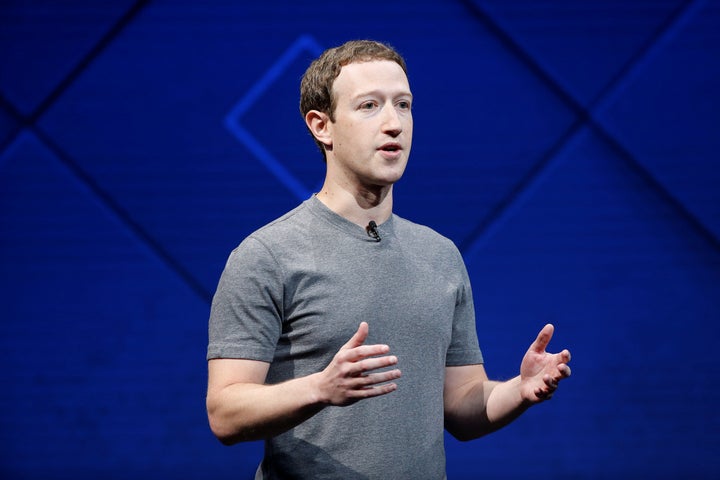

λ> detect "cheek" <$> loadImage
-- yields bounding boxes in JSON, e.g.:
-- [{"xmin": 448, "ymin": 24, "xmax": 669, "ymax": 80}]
[
  {"xmin": 400, "ymin": 113, "xmax": 412, "ymax": 131},
  {"xmin": 405, "ymin": 121, "xmax": 413, "ymax": 142}
]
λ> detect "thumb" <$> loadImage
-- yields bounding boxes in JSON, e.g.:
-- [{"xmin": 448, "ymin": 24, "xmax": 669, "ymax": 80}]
[
  {"xmin": 529, "ymin": 323, "xmax": 554, "ymax": 354},
  {"xmin": 341, "ymin": 322, "xmax": 369, "ymax": 350}
]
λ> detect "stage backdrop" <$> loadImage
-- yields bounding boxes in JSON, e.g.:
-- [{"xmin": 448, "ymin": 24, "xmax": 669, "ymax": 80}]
[{"xmin": 1, "ymin": 1, "xmax": 719, "ymax": 478}]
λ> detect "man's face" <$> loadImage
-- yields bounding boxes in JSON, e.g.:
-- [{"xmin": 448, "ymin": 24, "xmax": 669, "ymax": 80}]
[{"xmin": 325, "ymin": 60, "xmax": 413, "ymax": 190}]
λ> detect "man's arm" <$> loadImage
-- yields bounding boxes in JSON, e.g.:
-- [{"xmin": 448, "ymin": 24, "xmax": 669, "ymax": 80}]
[
  {"xmin": 206, "ymin": 322, "xmax": 401, "ymax": 444},
  {"xmin": 443, "ymin": 324, "xmax": 571, "ymax": 441}
]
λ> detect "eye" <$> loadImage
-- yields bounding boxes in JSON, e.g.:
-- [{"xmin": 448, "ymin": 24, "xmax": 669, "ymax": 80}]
[
  {"xmin": 360, "ymin": 101, "xmax": 377, "ymax": 110},
  {"xmin": 397, "ymin": 100, "xmax": 411, "ymax": 110}
]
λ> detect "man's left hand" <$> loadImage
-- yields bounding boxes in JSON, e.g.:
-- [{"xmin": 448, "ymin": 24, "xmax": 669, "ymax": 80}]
[{"xmin": 519, "ymin": 324, "xmax": 572, "ymax": 402}]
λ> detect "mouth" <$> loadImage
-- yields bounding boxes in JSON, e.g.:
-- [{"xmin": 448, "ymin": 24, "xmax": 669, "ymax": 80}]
[{"xmin": 378, "ymin": 142, "xmax": 402, "ymax": 153}]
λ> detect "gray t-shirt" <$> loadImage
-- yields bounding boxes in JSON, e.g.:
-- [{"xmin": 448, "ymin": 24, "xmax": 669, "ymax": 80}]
[{"xmin": 208, "ymin": 196, "xmax": 483, "ymax": 479}]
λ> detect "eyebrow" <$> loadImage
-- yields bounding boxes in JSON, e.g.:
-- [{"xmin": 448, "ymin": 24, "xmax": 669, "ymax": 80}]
[{"xmin": 352, "ymin": 89, "xmax": 413, "ymax": 101}]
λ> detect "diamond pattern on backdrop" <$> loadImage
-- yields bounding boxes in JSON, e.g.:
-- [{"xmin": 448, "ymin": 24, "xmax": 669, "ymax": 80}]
[
  {"xmin": 471, "ymin": 0, "xmax": 688, "ymax": 105},
  {"xmin": 597, "ymin": 0, "xmax": 720, "ymax": 242},
  {"xmin": 465, "ymin": 126, "xmax": 720, "ymax": 473},
  {"xmin": 0, "ymin": 1, "xmax": 718, "ymax": 478},
  {"xmin": 0, "ymin": 0, "xmax": 143, "ymax": 116},
  {"xmin": 0, "ymin": 131, "xmax": 217, "ymax": 474},
  {"xmin": 225, "ymin": 34, "xmax": 325, "ymax": 201}
]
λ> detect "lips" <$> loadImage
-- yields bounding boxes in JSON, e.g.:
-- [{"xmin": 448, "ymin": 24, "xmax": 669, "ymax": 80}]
[{"xmin": 379, "ymin": 142, "xmax": 402, "ymax": 152}]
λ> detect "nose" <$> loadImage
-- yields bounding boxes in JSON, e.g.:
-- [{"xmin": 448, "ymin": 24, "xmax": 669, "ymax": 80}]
[{"xmin": 381, "ymin": 103, "xmax": 403, "ymax": 136}]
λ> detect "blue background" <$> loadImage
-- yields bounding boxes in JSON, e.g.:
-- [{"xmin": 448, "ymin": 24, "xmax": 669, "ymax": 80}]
[{"xmin": 1, "ymin": 0, "xmax": 719, "ymax": 478}]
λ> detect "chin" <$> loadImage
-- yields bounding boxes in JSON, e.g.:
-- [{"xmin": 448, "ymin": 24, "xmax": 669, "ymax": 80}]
[{"xmin": 362, "ymin": 159, "xmax": 408, "ymax": 187}]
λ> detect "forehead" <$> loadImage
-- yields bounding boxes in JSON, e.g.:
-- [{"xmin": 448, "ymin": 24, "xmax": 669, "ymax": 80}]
[{"xmin": 333, "ymin": 60, "xmax": 411, "ymax": 99}]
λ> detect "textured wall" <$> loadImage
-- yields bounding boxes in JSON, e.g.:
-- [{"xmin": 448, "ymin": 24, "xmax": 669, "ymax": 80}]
[{"xmin": 1, "ymin": 0, "xmax": 719, "ymax": 478}]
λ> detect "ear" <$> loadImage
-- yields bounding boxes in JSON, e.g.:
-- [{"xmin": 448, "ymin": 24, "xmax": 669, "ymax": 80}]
[{"xmin": 305, "ymin": 110, "xmax": 333, "ymax": 148}]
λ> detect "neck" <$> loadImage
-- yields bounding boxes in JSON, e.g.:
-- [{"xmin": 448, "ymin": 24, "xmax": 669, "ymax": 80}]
[{"xmin": 316, "ymin": 181, "xmax": 393, "ymax": 228}]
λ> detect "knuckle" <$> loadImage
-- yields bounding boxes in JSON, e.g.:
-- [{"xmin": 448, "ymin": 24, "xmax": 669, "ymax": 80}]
[{"xmin": 339, "ymin": 363, "xmax": 354, "ymax": 376}]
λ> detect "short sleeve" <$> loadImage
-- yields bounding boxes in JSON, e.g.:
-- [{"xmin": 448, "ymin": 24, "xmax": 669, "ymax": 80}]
[
  {"xmin": 207, "ymin": 237, "xmax": 284, "ymax": 362},
  {"xmin": 445, "ymin": 248, "xmax": 484, "ymax": 366}
]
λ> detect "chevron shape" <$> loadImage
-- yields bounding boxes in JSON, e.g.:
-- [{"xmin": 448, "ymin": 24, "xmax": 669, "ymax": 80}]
[{"xmin": 224, "ymin": 34, "xmax": 324, "ymax": 201}]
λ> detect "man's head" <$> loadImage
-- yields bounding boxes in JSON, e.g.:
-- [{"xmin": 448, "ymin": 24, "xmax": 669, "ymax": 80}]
[{"xmin": 300, "ymin": 40, "xmax": 408, "ymax": 160}]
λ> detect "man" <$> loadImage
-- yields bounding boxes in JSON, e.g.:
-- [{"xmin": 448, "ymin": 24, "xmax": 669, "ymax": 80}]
[{"xmin": 206, "ymin": 40, "xmax": 571, "ymax": 479}]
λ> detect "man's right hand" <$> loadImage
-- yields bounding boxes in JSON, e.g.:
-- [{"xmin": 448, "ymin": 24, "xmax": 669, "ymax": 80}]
[
  {"xmin": 207, "ymin": 322, "xmax": 401, "ymax": 443},
  {"xmin": 315, "ymin": 322, "xmax": 401, "ymax": 406}
]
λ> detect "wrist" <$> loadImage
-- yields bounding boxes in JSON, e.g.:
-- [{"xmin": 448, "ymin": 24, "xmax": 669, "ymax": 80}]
[
  {"xmin": 306, "ymin": 371, "xmax": 331, "ymax": 406},
  {"xmin": 500, "ymin": 376, "xmax": 533, "ymax": 409}
]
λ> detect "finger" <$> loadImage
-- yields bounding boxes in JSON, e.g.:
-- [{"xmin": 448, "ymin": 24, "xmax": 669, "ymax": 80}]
[
  {"xmin": 340, "ymin": 322, "xmax": 369, "ymax": 350},
  {"xmin": 547, "ymin": 362, "xmax": 570, "ymax": 383},
  {"xmin": 558, "ymin": 364, "xmax": 572, "ymax": 378},
  {"xmin": 535, "ymin": 382, "xmax": 556, "ymax": 400},
  {"xmin": 352, "ymin": 368, "xmax": 402, "ymax": 387},
  {"xmin": 347, "ymin": 380, "xmax": 399, "ymax": 399},
  {"xmin": 529, "ymin": 323, "xmax": 554, "ymax": 354},
  {"xmin": 563, "ymin": 349, "xmax": 572, "ymax": 363},
  {"xmin": 544, "ymin": 374, "xmax": 558, "ymax": 389},
  {"xmin": 350, "ymin": 355, "xmax": 398, "ymax": 375},
  {"xmin": 534, "ymin": 386, "xmax": 551, "ymax": 400},
  {"xmin": 341, "ymin": 344, "xmax": 392, "ymax": 364},
  {"xmin": 347, "ymin": 369, "xmax": 402, "ymax": 398}
]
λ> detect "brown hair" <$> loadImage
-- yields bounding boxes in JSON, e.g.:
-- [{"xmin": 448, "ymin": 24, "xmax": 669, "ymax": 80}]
[{"xmin": 300, "ymin": 40, "xmax": 408, "ymax": 159}]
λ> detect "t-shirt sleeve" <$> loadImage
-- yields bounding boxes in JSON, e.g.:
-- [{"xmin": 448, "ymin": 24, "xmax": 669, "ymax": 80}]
[
  {"xmin": 206, "ymin": 236, "xmax": 283, "ymax": 362},
  {"xmin": 445, "ymin": 247, "xmax": 484, "ymax": 366}
]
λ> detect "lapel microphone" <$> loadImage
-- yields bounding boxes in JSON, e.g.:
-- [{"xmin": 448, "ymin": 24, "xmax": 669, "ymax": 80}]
[{"xmin": 366, "ymin": 221, "xmax": 381, "ymax": 242}]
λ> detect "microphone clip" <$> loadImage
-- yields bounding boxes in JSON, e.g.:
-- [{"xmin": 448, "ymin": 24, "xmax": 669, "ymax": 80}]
[{"xmin": 366, "ymin": 221, "xmax": 381, "ymax": 242}]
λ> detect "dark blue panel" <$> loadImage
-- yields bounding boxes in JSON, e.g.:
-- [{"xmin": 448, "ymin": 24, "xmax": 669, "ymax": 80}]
[
  {"xmin": 227, "ymin": 35, "xmax": 326, "ymax": 201},
  {"xmin": 598, "ymin": 1, "xmax": 720, "ymax": 241},
  {"xmin": 0, "ymin": 132, "xmax": 260, "ymax": 478},
  {"xmin": 0, "ymin": 0, "xmax": 136, "ymax": 116},
  {"xmin": 393, "ymin": 8, "xmax": 577, "ymax": 246},
  {"xmin": 474, "ymin": 0, "xmax": 686, "ymax": 105},
  {"xmin": 463, "ymin": 128, "xmax": 720, "ymax": 478},
  {"xmin": 37, "ymin": 6, "xmax": 306, "ymax": 293},
  {"xmin": 38, "ymin": 0, "xmax": 577, "ymax": 296},
  {"xmin": 1, "ymin": 0, "xmax": 718, "ymax": 478},
  {"xmin": 0, "ymin": 104, "xmax": 19, "ymax": 151}
]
